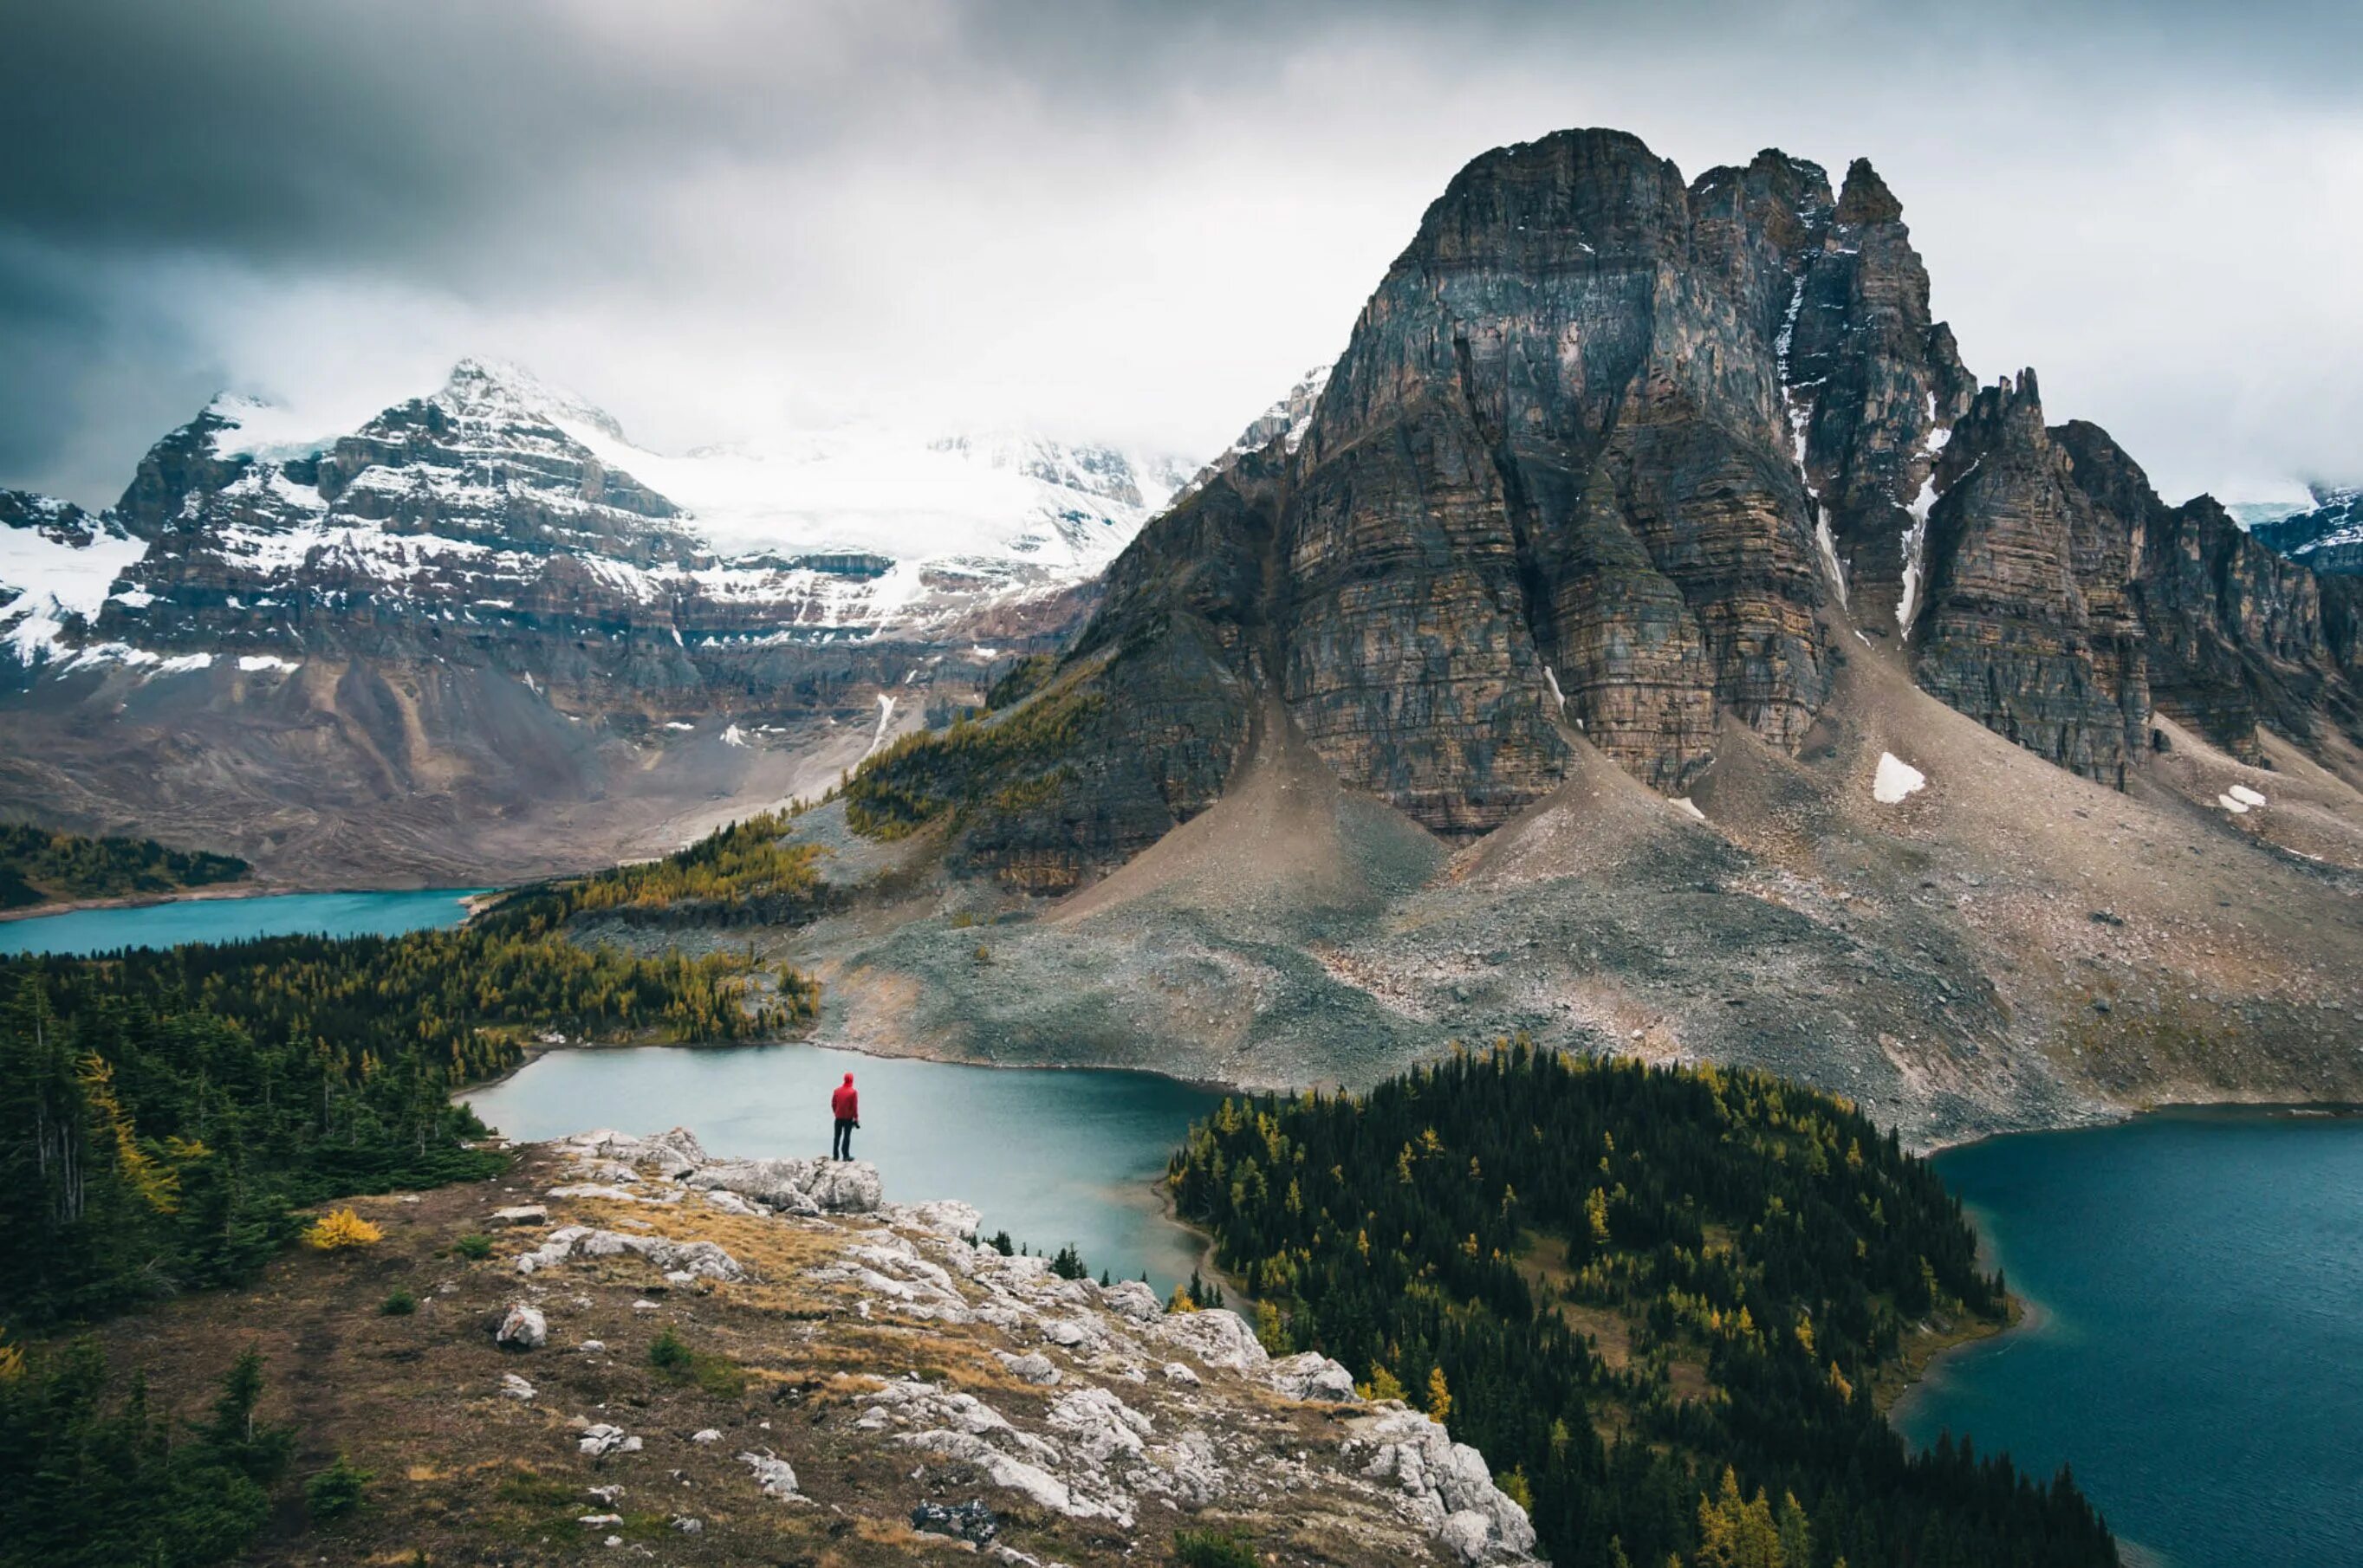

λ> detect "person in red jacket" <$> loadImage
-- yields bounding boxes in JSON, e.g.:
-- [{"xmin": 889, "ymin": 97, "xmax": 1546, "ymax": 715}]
[{"xmin": 830, "ymin": 1072, "xmax": 860, "ymax": 1161}]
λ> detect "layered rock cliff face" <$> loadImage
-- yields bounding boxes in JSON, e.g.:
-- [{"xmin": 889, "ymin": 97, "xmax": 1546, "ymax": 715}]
[
  {"xmin": 874, "ymin": 126, "xmax": 2363, "ymax": 891},
  {"xmin": 893, "ymin": 131, "xmax": 1978, "ymax": 876},
  {"xmin": 1911, "ymin": 372, "xmax": 2148, "ymax": 783},
  {"xmin": 2051, "ymin": 422, "xmax": 2363, "ymax": 762}
]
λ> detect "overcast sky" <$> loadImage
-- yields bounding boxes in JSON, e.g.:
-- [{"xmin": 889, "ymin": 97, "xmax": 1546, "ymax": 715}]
[{"xmin": 3, "ymin": 0, "xmax": 2358, "ymax": 509}]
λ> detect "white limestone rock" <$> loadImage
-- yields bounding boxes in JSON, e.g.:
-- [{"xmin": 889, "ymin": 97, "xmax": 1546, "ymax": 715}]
[
  {"xmin": 1099, "ymin": 1279, "xmax": 1164, "ymax": 1323},
  {"xmin": 1146, "ymin": 1307, "xmax": 1268, "ymax": 1373},
  {"xmin": 737, "ymin": 1449, "xmax": 804, "ymax": 1501},
  {"xmin": 512, "ymin": 1225, "xmax": 747, "ymax": 1282},
  {"xmin": 551, "ymin": 1127, "xmax": 710, "ymax": 1179},
  {"xmin": 495, "ymin": 1302, "xmax": 548, "ymax": 1351},
  {"xmin": 894, "ymin": 1429, "xmax": 1087, "ymax": 1518},
  {"xmin": 687, "ymin": 1157, "xmax": 882, "ymax": 1215},
  {"xmin": 885, "ymin": 1198, "xmax": 984, "ymax": 1238},
  {"xmin": 996, "ymin": 1351, "xmax": 1062, "ymax": 1386},
  {"xmin": 1268, "ymin": 1351, "xmax": 1360, "ymax": 1403},
  {"xmin": 1046, "ymin": 1385, "xmax": 1152, "ymax": 1465},
  {"xmin": 579, "ymin": 1423, "xmax": 640, "ymax": 1457},
  {"xmin": 1350, "ymin": 1407, "xmax": 1537, "ymax": 1563}
]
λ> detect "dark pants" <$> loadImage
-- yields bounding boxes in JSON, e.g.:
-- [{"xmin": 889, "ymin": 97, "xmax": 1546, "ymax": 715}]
[{"xmin": 831, "ymin": 1118, "xmax": 855, "ymax": 1160}]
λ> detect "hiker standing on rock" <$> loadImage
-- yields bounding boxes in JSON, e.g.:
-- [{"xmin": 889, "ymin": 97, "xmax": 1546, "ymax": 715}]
[{"xmin": 830, "ymin": 1072, "xmax": 860, "ymax": 1161}]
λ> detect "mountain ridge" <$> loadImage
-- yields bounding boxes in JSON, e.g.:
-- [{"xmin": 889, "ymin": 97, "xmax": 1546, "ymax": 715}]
[
  {"xmin": 780, "ymin": 127, "xmax": 2363, "ymax": 1145},
  {"xmin": 0, "ymin": 360, "xmax": 1193, "ymax": 884}
]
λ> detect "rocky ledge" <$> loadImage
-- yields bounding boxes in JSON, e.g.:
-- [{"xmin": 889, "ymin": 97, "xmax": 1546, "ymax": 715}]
[{"xmin": 484, "ymin": 1127, "xmax": 1538, "ymax": 1565}]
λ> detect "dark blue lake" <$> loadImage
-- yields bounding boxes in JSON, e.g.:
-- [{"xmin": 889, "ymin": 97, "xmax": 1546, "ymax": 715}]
[
  {"xmin": 1894, "ymin": 1111, "xmax": 2363, "ymax": 1567},
  {"xmin": 0, "ymin": 888, "xmax": 480, "ymax": 955},
  {"xmin": 459, "ymin": 1042, "xmax": 1224, "ymax": 1297}
]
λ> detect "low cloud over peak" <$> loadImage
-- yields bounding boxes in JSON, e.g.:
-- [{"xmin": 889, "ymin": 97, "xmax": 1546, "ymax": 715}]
[{"xmin": 5, "ymin": 0, "xmax": 2360, "ymax": 507}]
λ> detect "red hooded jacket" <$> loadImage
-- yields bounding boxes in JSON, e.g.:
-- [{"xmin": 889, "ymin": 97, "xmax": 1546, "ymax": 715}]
[{"xmin": 831, "ymin": 1075, "xmax": 859, "ymax": 1121}]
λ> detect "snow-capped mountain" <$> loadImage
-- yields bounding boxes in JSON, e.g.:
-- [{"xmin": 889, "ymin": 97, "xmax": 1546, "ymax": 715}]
[
  {"xmin": 1, "ymin": 357, "xmax": 1188, "ymax": 675},
  {"xmin": 0, "ymin": 360, "xmax": 1194, "ymax": 884},
  {"xmin": 1176, "ymin": 364, "xmax": 1332, "ymax": 501},
  {"xmin": 2251, "ymin": 483, "xmax": 2363, "ymax": 575}
]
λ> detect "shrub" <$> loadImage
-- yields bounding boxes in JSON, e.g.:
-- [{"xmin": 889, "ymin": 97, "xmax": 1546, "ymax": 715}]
[
  {"xmin": 647, "ymin": 1326, "xmax": 692, "ymax": 1372},
  {"xmin": 451, "ymin": 1234, "xmax": 494, "ymax": 1260},
  {"xmin": 306, "ymin": 1455, "xmax": 373, "ymax": 1520},
  {"xmin": 303, "ymin": 1208, "xmax": 383, "ymax": 1251},
  {"xmin": 648, "ymin": 1327, "xmax": 746, "ymax": 1396},
  {"xmin": 1174, "ymin": 1529, "xmax": 1258, "ymax": 1568},
  {"xmin": 379, "ymin": 1289, "xmax": 416, "ymax": 1316}
]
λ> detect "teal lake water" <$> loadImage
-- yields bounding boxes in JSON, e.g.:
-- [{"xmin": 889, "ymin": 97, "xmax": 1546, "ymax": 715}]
[
  {"xmin": 461, "ymin": 1043, "xmax": 1225, "ymax": 1296},
  {"xmin": 1895, "ymin": 1111, "xmax": 2363, "ymax": 1567},
  {"xmin": 0, "ymin": 888, "xmax": 480, "ymax": 956}
]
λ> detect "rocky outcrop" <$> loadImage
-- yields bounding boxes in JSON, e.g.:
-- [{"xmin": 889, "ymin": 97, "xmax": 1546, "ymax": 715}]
[
  {"xmin": 514, "ymin": 1129, "xmax": 1541, "ymax": 1565},
  {"xmin": 1912, "ymin": 373, "xmax": 2146, "ymax": 784},
  {"xmin": 2049, "ymin": 423, "xmax": 2363, "ymax": 761},
  {"xmin": 1769, "ymin": 157, "xmax": 1975, "ymax": 631}
]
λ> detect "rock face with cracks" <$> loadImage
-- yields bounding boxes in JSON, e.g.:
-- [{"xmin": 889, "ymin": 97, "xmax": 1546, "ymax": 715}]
[{"xmin": 849, "ymin": 126, "xmax": 2363, "ymax": 895}]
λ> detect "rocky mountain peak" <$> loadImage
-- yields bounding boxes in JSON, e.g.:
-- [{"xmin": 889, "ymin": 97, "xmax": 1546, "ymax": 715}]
[
  {"xmin": 1835, "ymin": 158, "xmax": 1905, "ymax": 225},
  {"xmin": 1178, "ymin": 365, "xmax": 1333, "ymax": 500},
  {"xmin": 1406, "ymin": 126, "xmax": 1691, "ymax": 270},
  {"xmin": 433, "ymin": 356, "xmax": 627, "ymax": 442},
  {"xmin": 865, "ymin": 124, "xmax": 2361, "ymax": 893},
  {"xmin": 1938, "ymin": 370, "xmax": 2048, "ymax": 484}
]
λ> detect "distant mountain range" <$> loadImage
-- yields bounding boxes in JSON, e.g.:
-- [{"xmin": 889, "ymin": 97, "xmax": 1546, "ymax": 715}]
[
  {"xmin": 0, "ymin": 360, "xmax": 1191, "ymax": 882},
  {"xmin": 2249, "ymin": 484, "xmax": 2363, "ymax": 575}
]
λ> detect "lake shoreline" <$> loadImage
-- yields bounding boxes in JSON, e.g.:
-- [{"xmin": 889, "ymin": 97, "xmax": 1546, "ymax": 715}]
[
  {"xmin": 1891, "ymin": 1111, "xmax": 2363, "ymax": 1566},
  {"xmin": 1919, "ymin": 1097, "xmax": 2363, "ymax": 1156},
  {"xmin": 1891, "ymin": 1102, "xmax": 2362, "ymax": 1435},
  {"xmin": 0, "ymin": 879, "xmax": 503, "ymax": 923},
  {"xmin": 458, "ymin": 1034, "xmax": 1226, "ymax": 1294},
  {"xmin": 0, "ymin": 882, "xmax": 282, "ymax": 923}
]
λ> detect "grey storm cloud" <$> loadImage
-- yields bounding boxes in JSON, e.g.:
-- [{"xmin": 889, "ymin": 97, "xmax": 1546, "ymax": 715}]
[{"xmin": 3, "ymin": 0, "xmax": 2360, "ymax": 508}]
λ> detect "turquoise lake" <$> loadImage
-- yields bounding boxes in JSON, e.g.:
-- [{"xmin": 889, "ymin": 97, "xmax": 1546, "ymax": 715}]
[
  {"xmin": 0, "ymin": 887, "xmax": 480, "ymax": 955},
  {"xmin": 461, "ymin": 1043, "xmax": 1224, "ymax": 1296},
  {"xmin": 1895, "ymin": 1111, "xmax": 2363, "ymax": 1567}
]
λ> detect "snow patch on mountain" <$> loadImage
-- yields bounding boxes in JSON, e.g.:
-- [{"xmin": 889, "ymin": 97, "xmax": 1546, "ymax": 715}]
[
  {"xmin": 558, "ymin": 418, "xmax": 1173, "ymax": 573},
  {"xmin": 202, "ymin": 393, "xmax": 347, "ymax": 463},
  {"xmin": 0, "ymin": 502, "xmax": 149, "ymax": 662},
  {"xmin": 1178, "ymin": 366, "xmax": 1333, "ymax": 499}
]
